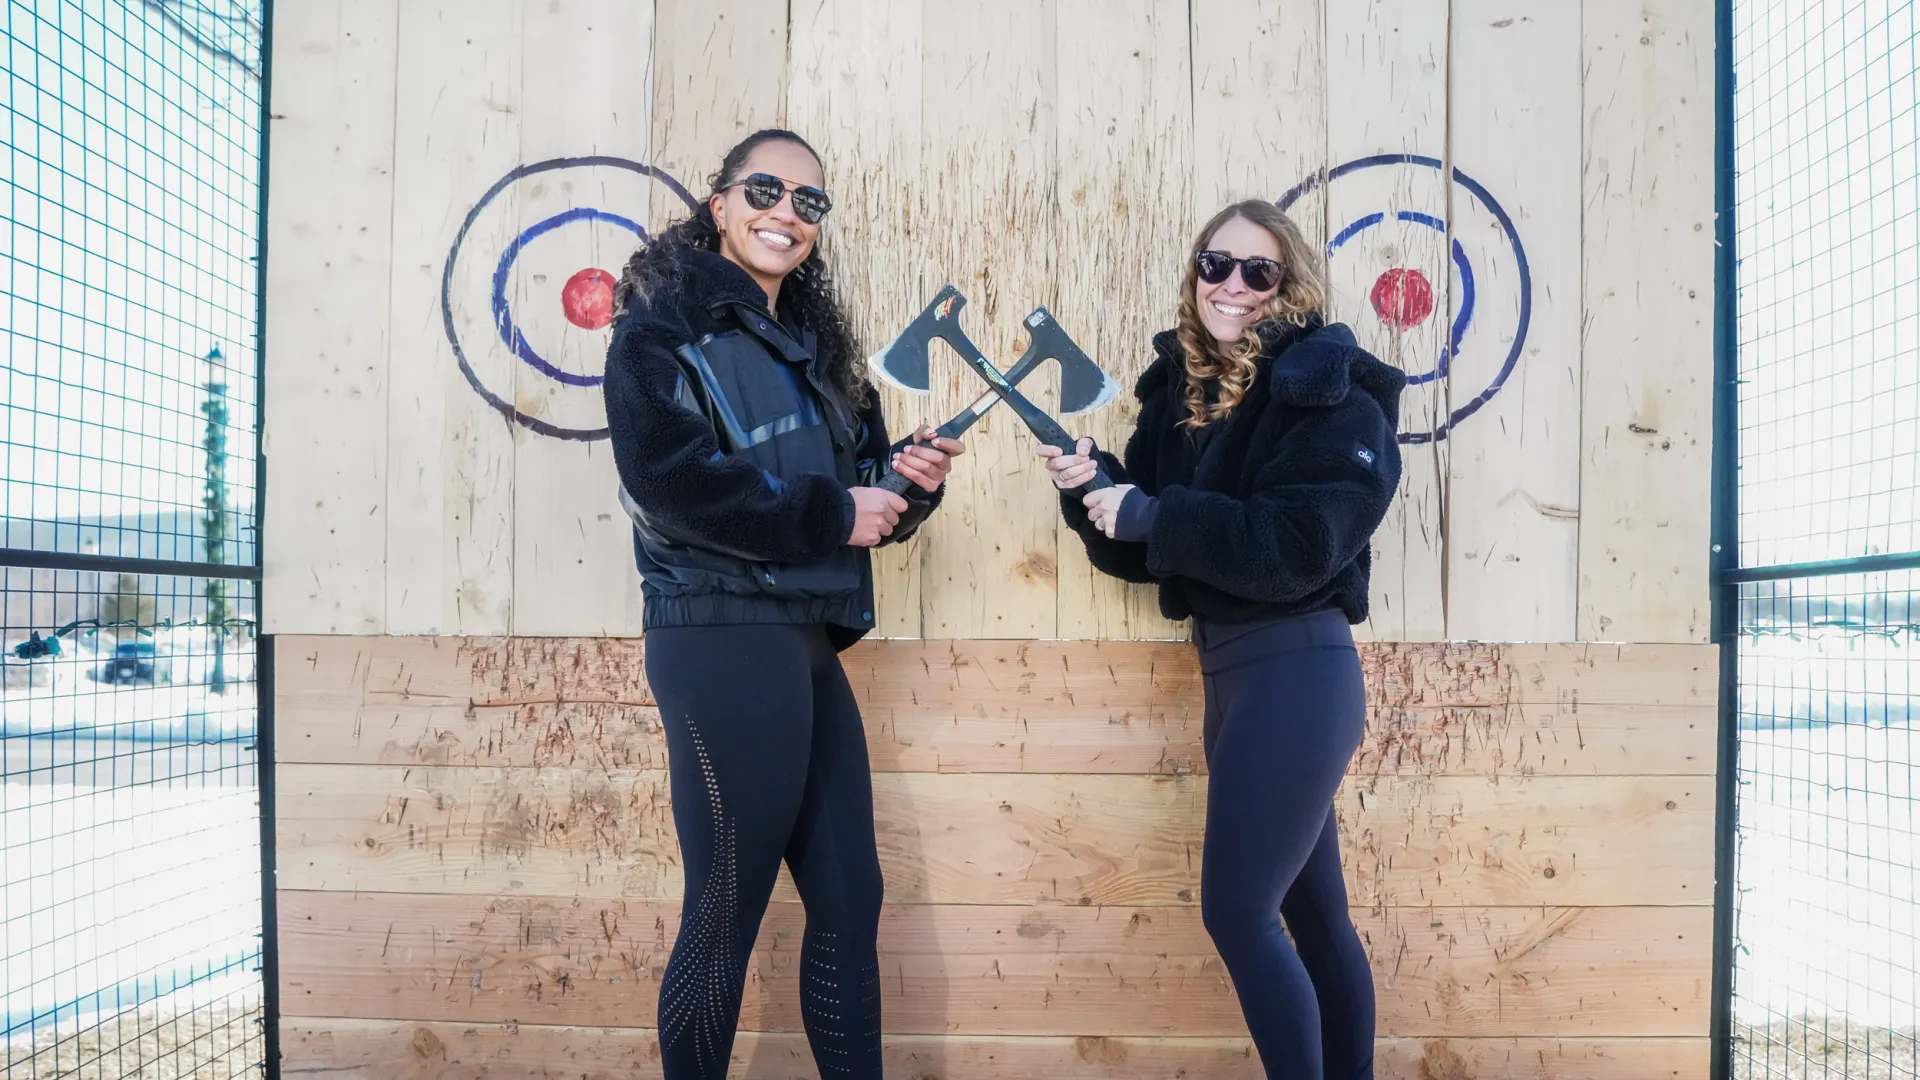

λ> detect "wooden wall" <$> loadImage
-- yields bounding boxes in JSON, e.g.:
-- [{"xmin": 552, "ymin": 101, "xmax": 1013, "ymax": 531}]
[
  {"xmin": 262, "ymin": 0, "xmax": 1715, "ymax": 647},
  {"xmin": 262, "ymin": 0, "xmax": 1719, "ymax": 1076},
  {"xmin": 274, "ymin": 635, "xmax": 1716, "ymax": 1079}
]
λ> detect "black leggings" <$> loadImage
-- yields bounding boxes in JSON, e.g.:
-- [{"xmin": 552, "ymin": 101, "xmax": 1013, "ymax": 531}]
[
  {"xmin": 644, "ymin": 623, "xmax": 883, "ymax": 1080},
  {"xmin": 1196, "ymin": 611, "xmax": 1376, "ymax": 1080}
]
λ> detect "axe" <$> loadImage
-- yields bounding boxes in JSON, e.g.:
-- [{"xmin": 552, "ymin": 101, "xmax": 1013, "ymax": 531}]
[{"xmin": 869, "ymin": 285, "xmax": 1118, "ymax": 496}]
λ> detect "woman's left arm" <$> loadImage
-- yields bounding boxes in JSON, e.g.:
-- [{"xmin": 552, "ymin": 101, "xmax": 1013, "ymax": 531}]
[{"xmin": 1141, "ymin": 395, "xmax": 1401, "ymax": 603}]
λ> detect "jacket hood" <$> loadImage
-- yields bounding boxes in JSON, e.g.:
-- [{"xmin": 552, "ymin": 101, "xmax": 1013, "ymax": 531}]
[
  {"xmin": 618, "ymin": 245, "xmax": 772, "ymax": 339},
  {"xmin": 1146, "ymin": 316, "xmax": 1407, "ymax": 419}
]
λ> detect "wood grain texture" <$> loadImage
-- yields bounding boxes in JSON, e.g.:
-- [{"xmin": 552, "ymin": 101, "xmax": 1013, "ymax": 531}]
[
  {"xmin": 278, "ymin": 892, "xmax": 1710, "ymax": 1037},
  {"xmin": 277, "ymin": 687, "xmax": 1710, "ymax": 779},
  {"xmin": 261, "ymin": 0, "xmax": 397, "ymax": 635},
  {"xmin": 1190, "ymin": 0, "xmax": 1326, "ymax": 228},
  {"xmin": 508, "ymin": 0, "xmax": 654, "ymax": 638},
  {"xmin": 1578, "ymin": 0, "xmax": 1715, "ymax": 644},
  {"xmin": 1324, "ymin": 0, "xmax": 1452, "ymax": 642},
  {"xmin": 785, "ymin": 0, "xmax": 928, "ymax": 637},
  {"xmin": 274, "ymin": 634, "xmax": 1714, "ymax": 777},
  {"xmin": 272, "ymin": 635, "xmax": 1717, "ymax": 713},
  {"xmin": 646, "ymin": 0, "xmax": 787, "ymax": 232},
  {"xmin": 1444, "ymin": 0, "xmax": 1584, "ymax": 643},
  {"xmin": 277, "ymin": 763, "xmax": 1707, "ymax": 906},
  {"xmin": 914, "ymin": 0, "xmax": 1062, "ymax": 639},
  {"xmin": 381, "ymin": 0, "xmax": 522, "ymax": 636},
  {"xmin": 1050, "ymin": 0, "xmax": 1193, "ymax": 642},
  {"xmin": 281, "ymin": 1018, "xmax": 1707, "ymax": 1079}
]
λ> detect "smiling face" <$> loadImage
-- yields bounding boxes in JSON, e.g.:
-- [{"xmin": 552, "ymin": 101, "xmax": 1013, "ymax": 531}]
[
  {"xmin": 1195, "ymin": 214, "xmax": 1284, "ymax": 343},
  {"xmin": 710, "ymin": 139, "xmax": 824, "ymax": 306}
]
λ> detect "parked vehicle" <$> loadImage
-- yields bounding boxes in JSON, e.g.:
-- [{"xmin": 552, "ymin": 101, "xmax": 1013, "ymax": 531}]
[{"xmin": 96, "ymin": 640, "xmax": 172, "ymax": 684}]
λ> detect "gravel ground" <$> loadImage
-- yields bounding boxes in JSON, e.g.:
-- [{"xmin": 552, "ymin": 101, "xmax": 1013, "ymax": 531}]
[
  {"xmin": 3, "ymin": 995, "xmax": 261, "ymax": 1079},
  {"xmin": 1736, "ymin": 1017, "xmax": 1920, "ymax": 1080}
]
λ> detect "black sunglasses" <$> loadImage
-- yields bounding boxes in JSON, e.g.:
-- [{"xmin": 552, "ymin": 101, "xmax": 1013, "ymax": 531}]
[
  {"xmin": 721, "ymin": 172, "xmax": 833, "ymax": 224},
  {"xmin": 1195, "ymin": 249, "xmax": 1283, "ymax": 293}
]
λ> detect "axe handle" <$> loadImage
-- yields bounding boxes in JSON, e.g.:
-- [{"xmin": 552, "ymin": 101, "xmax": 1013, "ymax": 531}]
[
  {"xmin": 945, "ymin": 338, "xmax": 1114, "ymax": 497},
  {"xmin": 873, "ymin": 340, "xmax": 1055, "ymax": 496}
]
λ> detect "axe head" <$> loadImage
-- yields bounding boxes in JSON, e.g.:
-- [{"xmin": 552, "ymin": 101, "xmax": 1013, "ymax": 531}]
[
  {"xmin": 1020, "ymin": 306, "xmax": 1119, "ymax": 416},
  {"xmin": 867, "ymin": 284, "xmax": 966, "ymax": 395}
]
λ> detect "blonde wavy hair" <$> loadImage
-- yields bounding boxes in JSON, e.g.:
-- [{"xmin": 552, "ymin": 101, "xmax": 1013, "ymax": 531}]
[{"xmin": 1175, "ymin": 201, "xmax": 1327, "ymax": 428}]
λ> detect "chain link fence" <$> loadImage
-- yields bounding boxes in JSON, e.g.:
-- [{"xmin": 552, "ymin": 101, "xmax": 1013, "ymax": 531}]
[
  {"xmin": 1, "ymin": 1, "xmax": 268, "ymax": 1075},
  {"xmin": 1725, "ymin": 1, "xmax": 1920, "ymax": 1077}
]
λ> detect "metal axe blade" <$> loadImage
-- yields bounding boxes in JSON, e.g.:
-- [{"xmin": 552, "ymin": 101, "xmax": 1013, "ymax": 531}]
[
  {"xmin": 1016, "ymin": 306, "xmax": 1117, "ymax": 417},
  {"xmin": 870, "ymin": 290, "xmax": 1118, "ymax": 414},
  {"xmin": 866, "ymin": 284, "xmax": 965, "ymax": 396}
]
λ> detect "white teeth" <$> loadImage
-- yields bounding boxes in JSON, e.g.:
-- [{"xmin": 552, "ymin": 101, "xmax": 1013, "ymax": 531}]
[
  {"xmin": 1211, "ymin": 300, "xmax": 1253, "ymax": 317},
  {"xmin": 754, "ymin": 229, "xmax": 794, "ymax": 250}
]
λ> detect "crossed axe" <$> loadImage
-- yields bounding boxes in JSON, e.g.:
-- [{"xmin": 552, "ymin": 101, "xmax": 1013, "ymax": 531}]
[{"xmin": 868, "ymin": 284, "xmax": 1119, "ymax": 497}]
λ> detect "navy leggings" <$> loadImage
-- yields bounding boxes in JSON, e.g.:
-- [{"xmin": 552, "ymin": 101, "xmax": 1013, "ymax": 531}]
[
  {"xmin": 644, "ymin": 623, "xmax": 884, "ymax": 1080},
  {"xmin": 1196, "ymin": 610, "xmax": 1376, "ymax": 1080}
]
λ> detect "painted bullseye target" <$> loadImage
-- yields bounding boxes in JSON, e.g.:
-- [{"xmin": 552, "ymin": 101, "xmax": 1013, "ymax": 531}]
[
  {"xmin": 561, "ymin": 268, "xmax": 617, "ymax": 330},
  {"xmin": 442, "ymin": 155, "xmax": 697, "ymax": 440},
  {"xmin": 1278, "ymin": 154, "xmax": 1530, "ymax": 444}
]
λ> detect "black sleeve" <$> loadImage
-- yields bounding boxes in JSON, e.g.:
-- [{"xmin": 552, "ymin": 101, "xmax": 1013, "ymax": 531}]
[
  {"xmin": 857, "ymin": 394, "xmax": 943, "ymax": 547},
  {"xmin": 603, "ymin": 323, "xmax": 855, "ymax": 563},
  {"xmin": 1142, "ymin": 393, "xmax": 1400, "ymax": 603},
  {"xmin": 1057, "ymin": 413, "xmax": 1158, "ymax": 584}
]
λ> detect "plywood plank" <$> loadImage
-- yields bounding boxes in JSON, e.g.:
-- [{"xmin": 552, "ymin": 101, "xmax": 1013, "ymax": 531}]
[
  {"xmin": 381, "ymin": 0, "xmax": 523, "ymax": 635},
  {"xmin": 1445, "ymin": 0, "xmax": 1584, "ymax": 643},
  {"xmin": 276, "ymin": 672, "xmax": 1711, "ymax": 778},
  {"xmin": 1578, "ymin": 0, "xmax": 1716, "ymax": 644},
  {"xmin": 646, "ymin": 0, "xmax": 787, "ymax": 234},
  {"xmin": 784, "ymin": 0, "xmax": 928, "ymax": 637},
  {"xmin": 282, "ymin": 1021, "xmax": 1263, "ymax": 1079},
  {"xmin": 277, "ymin": 892, "xmax": 1710, "ymax": 1037},
  {"xmin": 274, "ymin": 635, "xmax": 1716, "ymax": 715},
  {"xmin": 281, "ymin": 1018, "xmax": 1709, "ymax": 1080},
  {"xmin": 276, "ymin": 765, "xmax": 1709, "ymax": 906},
  {"xmin": 1190, "ymin": 0, "xmax": 1327, "ymax": 230},
  {"xmin": 260, "ymin": 0, "xmax": 398, "ymax": 635},
  {"xmin": 508, "ymin": 0, "xmax": 654, "ymax": 637},
  {"xmin": 1324, "ymin": 0, "xmax": 1453, "ymax": 642},
  {"xmin": 914, "ymin": 0, "xmax": 1062, "ymax": 639},
  {"xmin": 1374, "ymin": 1036, "xmax": 1708, "ymax": 1080},
  {"xmin": 1049, "ymin": 0, "xmax": 1192, "ymax": 642}
]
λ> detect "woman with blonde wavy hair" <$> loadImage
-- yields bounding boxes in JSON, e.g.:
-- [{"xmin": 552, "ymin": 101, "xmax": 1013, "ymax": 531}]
[{"xmin": 1038, "ymin": 200, "xmax": 1405, "ymax": 1079}]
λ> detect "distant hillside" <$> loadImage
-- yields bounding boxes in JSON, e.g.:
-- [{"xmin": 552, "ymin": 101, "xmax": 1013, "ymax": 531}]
[{"xmin": 1, "ymin": 510, "xmax": 258, "ymax": 646}]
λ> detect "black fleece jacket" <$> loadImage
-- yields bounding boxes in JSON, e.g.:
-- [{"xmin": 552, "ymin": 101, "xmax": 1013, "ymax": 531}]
[
  {"xmin": 1062, "ymin": 317, "xmax": 1406, "ymax": 625},
  {"xmin": 602, "ymin": 248, "xmax": 939, "ymax": 646}
]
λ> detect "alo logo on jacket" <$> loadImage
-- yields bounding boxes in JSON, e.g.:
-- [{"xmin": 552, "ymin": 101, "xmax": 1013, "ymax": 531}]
[{"xmin": 1355, "ymin": 446, "xmax": 1376, "ymax": 466}]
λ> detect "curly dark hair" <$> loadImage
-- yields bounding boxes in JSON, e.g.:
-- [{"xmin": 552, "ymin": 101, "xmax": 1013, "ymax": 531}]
[{"xmin": 613, "ymin": 129, "xmax": 867, "ymax": 409}]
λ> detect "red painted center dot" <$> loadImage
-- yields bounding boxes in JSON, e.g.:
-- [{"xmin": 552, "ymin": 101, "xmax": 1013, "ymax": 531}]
[
  {"xmin": 561, "ymin": 268, "xmax": 617, "ymax": 330},
  {"xmin": 1369, "ymin": 268, "xmax": 1435, "ymax": 330}
]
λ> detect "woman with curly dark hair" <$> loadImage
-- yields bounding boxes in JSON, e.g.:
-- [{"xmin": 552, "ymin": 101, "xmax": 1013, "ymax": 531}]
[
  {"xmin": 603, "ymin": 129, "xmax": 964, "ymax": 1080},
  {"xmin": 1038, "ymin": 200, "xmax": 1404, "ymax": 1080}
]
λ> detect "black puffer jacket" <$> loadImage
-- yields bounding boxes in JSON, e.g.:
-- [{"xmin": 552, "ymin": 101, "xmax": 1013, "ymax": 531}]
[
  {"xmin": 603, "ymin": 248, "xmax": 938, "ymax": 647},
  {"xmin": 1062, "ymin": 317, "xmax": 1406, "ymax": 625}
]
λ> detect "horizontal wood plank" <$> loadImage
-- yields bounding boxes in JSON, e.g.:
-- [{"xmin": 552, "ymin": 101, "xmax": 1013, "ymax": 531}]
[
  {"xmin": 276, "ymin": 634, "xmax": 1713, "ymax": 777},
  {"xmin": 281, "ymin": 1018, "xmax": 1708, "ymax": 1078},
  {"xmin": 277, "ymin": 893, "xmax": 1710, "ymax": 1038},
  {"xmin": 277, "ymin": 689, "xmax": 1712, "ymax": 779},
  {"xmin": 277, "ymin": 765, "xmax": 1710, "ymax": 907},
  {"xmin": 275, "ymin": 637, "xmax": 1717, "ymax": 716}
]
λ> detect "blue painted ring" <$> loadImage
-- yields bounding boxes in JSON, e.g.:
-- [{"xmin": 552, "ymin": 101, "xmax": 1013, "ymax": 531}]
[
  {"xmin": 441, "ymin": 156, "xmax": 697, "ymax": 441},
  {"xmin": 1278, "ymin": 155, "xmax": 1531, "ymax": 445}
]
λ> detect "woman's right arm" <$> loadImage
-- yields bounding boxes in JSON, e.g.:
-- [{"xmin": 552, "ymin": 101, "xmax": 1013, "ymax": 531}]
[{"xmin": 603, "ymin": 324, "xmax": 856, "ymax": 563}]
